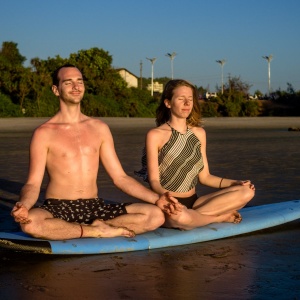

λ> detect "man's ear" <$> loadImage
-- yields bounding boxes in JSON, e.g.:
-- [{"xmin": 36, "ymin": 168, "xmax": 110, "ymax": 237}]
[
  {"xmin": 52, "ymin": 85, "xmax": 59, "ymax": 96},
  {"xmin": 164, "ymin": 99, "xmax": 171, "ymax": 108}
]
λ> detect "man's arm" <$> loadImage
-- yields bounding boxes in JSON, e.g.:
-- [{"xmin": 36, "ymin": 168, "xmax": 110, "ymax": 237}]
[
  {"xmin": 99, "ymin": 123, "xmax": 158, "ymax": 203},
  {"xmin": 99, "ymin": 124, "xmax": 181, "ymax": 214},
  {"xmin": 11, "ymin": 127, "xmax": 48, "ymax": 223}
]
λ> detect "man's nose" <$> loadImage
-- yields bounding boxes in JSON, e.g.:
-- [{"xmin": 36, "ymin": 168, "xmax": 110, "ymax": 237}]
[{"xmin": 72, "ymin": 82, "xmax": 79, "ymax": 90}]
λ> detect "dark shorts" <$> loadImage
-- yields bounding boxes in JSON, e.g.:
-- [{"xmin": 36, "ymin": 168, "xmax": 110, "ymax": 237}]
[
  {"xmin": 39, "ymin": 198, "xmax": 131, "ymax": 224},
  {"xmin": 175, "ymin": 194, "xmax": 198, "ymax": 209}
]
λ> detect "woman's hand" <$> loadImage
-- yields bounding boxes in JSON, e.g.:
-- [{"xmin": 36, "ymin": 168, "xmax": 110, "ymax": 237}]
[
  {"xmin": 233, "ymin": 180, "xmax": 255, "ymax": 190},
  {"xmin": 155, "ymin": 192, "xmax": 183, "ymax": 215}
]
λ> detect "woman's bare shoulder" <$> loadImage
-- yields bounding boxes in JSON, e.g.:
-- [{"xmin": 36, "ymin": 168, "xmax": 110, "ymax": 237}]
[
  {"xmin": 191, "ymin": 126, "xmax": 206, "ymax": 140},
  {"xmin": 147, "ymin": 124, "xmax": 170, "ymax": 138}
]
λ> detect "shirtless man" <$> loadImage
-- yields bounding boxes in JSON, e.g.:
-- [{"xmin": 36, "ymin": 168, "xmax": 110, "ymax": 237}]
[{"xmin": 11, "ymin": 64, "xmax": 180, "ymax": 240}]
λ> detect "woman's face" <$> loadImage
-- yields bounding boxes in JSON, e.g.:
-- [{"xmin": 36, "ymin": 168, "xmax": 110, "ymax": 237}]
[{"xmin": 165, "ymin": 85, "xmax": 194, "ymax": 119}]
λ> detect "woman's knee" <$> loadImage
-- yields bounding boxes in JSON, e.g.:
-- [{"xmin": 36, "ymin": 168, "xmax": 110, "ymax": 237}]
[{"xmin": 240, "ymin": 185, "xmax": 255, "ymax": 203}]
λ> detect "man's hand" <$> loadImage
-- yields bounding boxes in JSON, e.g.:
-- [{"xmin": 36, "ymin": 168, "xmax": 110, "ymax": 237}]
[
  {"xmin": 11, "ymin": 202, "xmax": 32, "ymax": 224},
  {"xmin": 155, "ymin": 192, "xmax": 183, "ymax": 215}
]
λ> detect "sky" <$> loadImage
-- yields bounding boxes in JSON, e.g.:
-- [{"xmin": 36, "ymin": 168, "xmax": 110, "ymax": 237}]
[{"xmin": 1, "ymin": 0, "xmax": 300, "ymax": 94}]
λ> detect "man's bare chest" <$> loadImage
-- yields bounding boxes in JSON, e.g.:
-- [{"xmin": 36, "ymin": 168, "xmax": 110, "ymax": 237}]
[{"xmin": 49, "ymin": 129, "xmax": 100, "ymax": 158}]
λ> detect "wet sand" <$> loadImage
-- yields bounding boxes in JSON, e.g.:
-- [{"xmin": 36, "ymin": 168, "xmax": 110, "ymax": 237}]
[{"xmin": 0, "ymin": 117, "xmax": 300, "ymax": 299}]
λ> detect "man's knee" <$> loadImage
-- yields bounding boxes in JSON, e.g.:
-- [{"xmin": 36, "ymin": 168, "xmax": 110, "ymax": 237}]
[
  {"xmin": 21, "ymin": 208, "xmax": 53, "ymax": 237},
  {"xmin": 146, "ymin": 205, "xmax": 165, "ymax": 230},
  {"xmin": 20, "ymin": 221, "xmax": 35, "ymax": 236},
  {"xmin": 126, "ymin": 203, "xmax": 165, "ymax": 230}
]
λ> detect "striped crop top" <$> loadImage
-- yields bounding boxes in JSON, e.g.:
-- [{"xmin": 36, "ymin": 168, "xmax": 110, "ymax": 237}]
[
  {"xmin": 158, "ymin": 124, "xmax": 204, "ymax": 192},
  {"xmin": 135, "ymin": 124, "xmax": 204, "ymax": 193}
]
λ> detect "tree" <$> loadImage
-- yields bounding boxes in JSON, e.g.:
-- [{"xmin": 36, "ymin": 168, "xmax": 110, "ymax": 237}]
[
  {"xmin": 30, "ymin": 58, "xmax": 53, "ymax": 113},
  {"xmin": 0, "ymin": 42, "xmax": 28, "ymax": 110},
  {"xmin": 0, "ymin": 93, "xmax": 22, "ymax": 117},
  {"xmin": 16, "ymin": 67, "xmax": 32, "ymax": 110},
  {"xmin": 286, "ymin": 82, "xmax": 295, "ymax": 94},
  {"xmin": 69, "ymin": 48, "xmax": 117, "ymax": 94},
  {"xmin": 0, "ymin": 41, "xmax": 26, "ymax": 66},
  {"xmin": 224, "ymin": 76, "xmax": 252, "ymax": 96}
]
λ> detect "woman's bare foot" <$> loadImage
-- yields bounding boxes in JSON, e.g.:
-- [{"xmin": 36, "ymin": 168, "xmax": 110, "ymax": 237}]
[
  {"xmin": 221, "ymin": 211, "xmax": 242, "ymax": 224},
  {"xmin": 233, "ymin": 212, "xmax": 242, "ymax": 223},
  {"xmin": 89, "ymin": 219, "xmax": 135, "ymax": 238}
]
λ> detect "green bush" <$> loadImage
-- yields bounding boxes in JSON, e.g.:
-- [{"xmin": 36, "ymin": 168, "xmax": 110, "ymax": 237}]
[
  {"xmin": 200, "ymin": 101, "xmax": 219, "ymax": 117},
  {"xmin": 0, "ymin": 93, "xmax": 23, "ymax": 117},
  {"xmin": 23, "ymin": 89, "xmax": 59, "ymax": 117},
  {"xmin": 242, "ymin": 100, "xmax": 260, "ymax": 117}
]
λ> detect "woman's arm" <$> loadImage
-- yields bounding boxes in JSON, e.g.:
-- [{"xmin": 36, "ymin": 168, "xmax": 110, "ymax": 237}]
[
  {"xmin": 146, "ymin": 129, "xmax": 168, "ymax": 195},
  {"xmin": 195, "ymin": 127, "xmax": 254, "ymax": 189}
]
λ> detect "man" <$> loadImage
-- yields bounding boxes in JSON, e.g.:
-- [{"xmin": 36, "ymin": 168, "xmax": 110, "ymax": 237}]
[{"xmin": 11, "ymin": 64, "xmax": 180, "ymax": 240}]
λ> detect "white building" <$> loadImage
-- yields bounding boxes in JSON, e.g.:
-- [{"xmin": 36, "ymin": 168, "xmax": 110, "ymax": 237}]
[
  {"xmin": 147, "ymin": 81, "xmax": 163, "ymax": 93},
  {"xmin": 117, "ymin": 68, "xmax": 138, "ymax": 88},
  {"xmin": 205, "ymin": 92, "xmax": 217, "ymax": 99}
]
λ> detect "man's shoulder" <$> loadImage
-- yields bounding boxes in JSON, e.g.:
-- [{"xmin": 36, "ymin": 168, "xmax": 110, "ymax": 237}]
[
  {"xmin": 34, "ymin": 117, "xmax": 62, "ymax": 131},
  {"xmin": 85, "ymin": 117, "xmax": 110, "ymax": 131}
]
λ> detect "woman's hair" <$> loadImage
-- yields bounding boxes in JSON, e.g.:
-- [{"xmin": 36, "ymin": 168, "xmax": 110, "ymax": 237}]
[{"xmin": 155, "ymin": 79, "xmax": 202, "ymax": 127}]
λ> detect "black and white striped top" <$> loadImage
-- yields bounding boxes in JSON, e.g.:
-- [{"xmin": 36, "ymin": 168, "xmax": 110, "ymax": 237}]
[
  {"xmin": 134, "ymin": 124, "xmax": 204, "ymax": 192},
  {"xmin": 158, "ymin": 125, "xmax": 204, "ymax": 192}
]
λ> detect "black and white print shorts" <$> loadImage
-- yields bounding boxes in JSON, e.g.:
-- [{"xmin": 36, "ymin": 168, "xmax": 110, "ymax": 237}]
[{"xmin": 39, "ymin": 198, "xmax": 130, "ymax": 224}]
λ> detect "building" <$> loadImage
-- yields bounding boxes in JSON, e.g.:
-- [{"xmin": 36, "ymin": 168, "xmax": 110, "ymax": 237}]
[
  {"xmin": 205, "ymin": 92, "xmax": 217, "ymax": 99},
  {"xmin": 147, "ymin": 81, "xmax": 163, "ymax": 93},
  {"xmin": 117, "ymin": 68, "xmax": 138, "ymax": 88}
]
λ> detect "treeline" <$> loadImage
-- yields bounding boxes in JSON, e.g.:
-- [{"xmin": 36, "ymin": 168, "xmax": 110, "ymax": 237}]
[
  {"xmin": 1, "ymin": 41, "xmax": 300, "ymax": 118},
  {"xmin": 200, "ymin": 78, "xmax": 300, "ymax": 117},
  {"xmin": 0, "ymin": 41, "xmax": 158, "ymax": 118}
]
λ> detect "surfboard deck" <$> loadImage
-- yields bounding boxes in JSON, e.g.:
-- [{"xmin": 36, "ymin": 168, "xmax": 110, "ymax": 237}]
[{"xmin": 1, "ymin": 200, "xmax": 300, "ymax": 255}]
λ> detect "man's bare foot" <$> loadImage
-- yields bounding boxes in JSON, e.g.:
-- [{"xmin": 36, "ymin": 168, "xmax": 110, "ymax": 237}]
[{"xmin": 90, "ymin": 219, "xmax": 135, "ymax": 238}]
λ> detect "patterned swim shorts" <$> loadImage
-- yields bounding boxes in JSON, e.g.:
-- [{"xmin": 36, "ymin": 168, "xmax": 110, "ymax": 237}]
[{"xmin": 39, "ymin": 198, "xmax": 131, "ymax": 224}]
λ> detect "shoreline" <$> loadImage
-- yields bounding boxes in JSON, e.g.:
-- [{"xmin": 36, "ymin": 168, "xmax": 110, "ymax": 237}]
[{"xmin": 1, "ymin": 116, "xmax": 300, "ymax": 127}]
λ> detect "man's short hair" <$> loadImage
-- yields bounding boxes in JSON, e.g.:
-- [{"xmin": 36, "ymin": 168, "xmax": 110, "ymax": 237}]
[{"xmin": 52, "ymin": 64, "xmax": 78, "ymax": 86}]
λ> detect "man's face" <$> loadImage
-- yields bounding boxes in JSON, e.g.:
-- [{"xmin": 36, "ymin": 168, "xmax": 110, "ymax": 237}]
[{"xmin": 52, "ymin": 67, "xmax": 85, "ymax": 104}]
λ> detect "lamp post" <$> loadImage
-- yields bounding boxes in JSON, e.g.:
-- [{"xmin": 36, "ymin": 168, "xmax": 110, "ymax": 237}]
[
  {"xmin": 146, "ymin": 57, "xmax": 157, "ymax": 96},
  {"xmin": 262, "ymin": 55, "xmax": 273, "ymax": 95},
  {"xmin": 165, "ymin": 52, "xmax": 177, "ymax": 79},
  {"xmin": 216, "ymin": 59, "xmax": 226, "ymax": 94}
]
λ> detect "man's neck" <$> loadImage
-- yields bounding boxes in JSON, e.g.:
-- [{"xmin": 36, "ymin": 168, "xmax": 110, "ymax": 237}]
[{"xmin": 54, "ymin": 105, "xmax": 87, "ymax": 124}]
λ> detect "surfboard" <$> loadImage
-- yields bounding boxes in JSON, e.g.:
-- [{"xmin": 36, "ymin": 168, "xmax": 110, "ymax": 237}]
[{"xmin": 0, "ymin": 200, "xmax": 300, "ymax": 255}]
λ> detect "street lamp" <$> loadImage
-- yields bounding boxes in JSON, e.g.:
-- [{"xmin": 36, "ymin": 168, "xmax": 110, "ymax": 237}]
[
  {"xmin": 262, "ymin": 55, "xmax": 273, "ymax": 95},
  {"xmin": 146, "ymin": 57, "xmax": 157, "ymax": 96},
  {"xmin": 216, "ymin": 59, "xmax": 226, "ymax": 94},
  {"xmin": 165, "ymin": 52, "xmax": 177, "ymax": 79}
]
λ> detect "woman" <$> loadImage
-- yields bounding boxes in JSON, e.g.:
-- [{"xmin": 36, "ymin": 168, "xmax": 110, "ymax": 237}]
[{"xmin": 136, "ymin": 79, "xmax": 255, "ymax": 230}]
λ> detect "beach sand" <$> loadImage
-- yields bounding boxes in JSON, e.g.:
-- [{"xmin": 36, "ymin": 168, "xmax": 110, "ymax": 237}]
[{"xmin": 0, "ymin": 117, "xmax": 300, "ymax": 299}]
